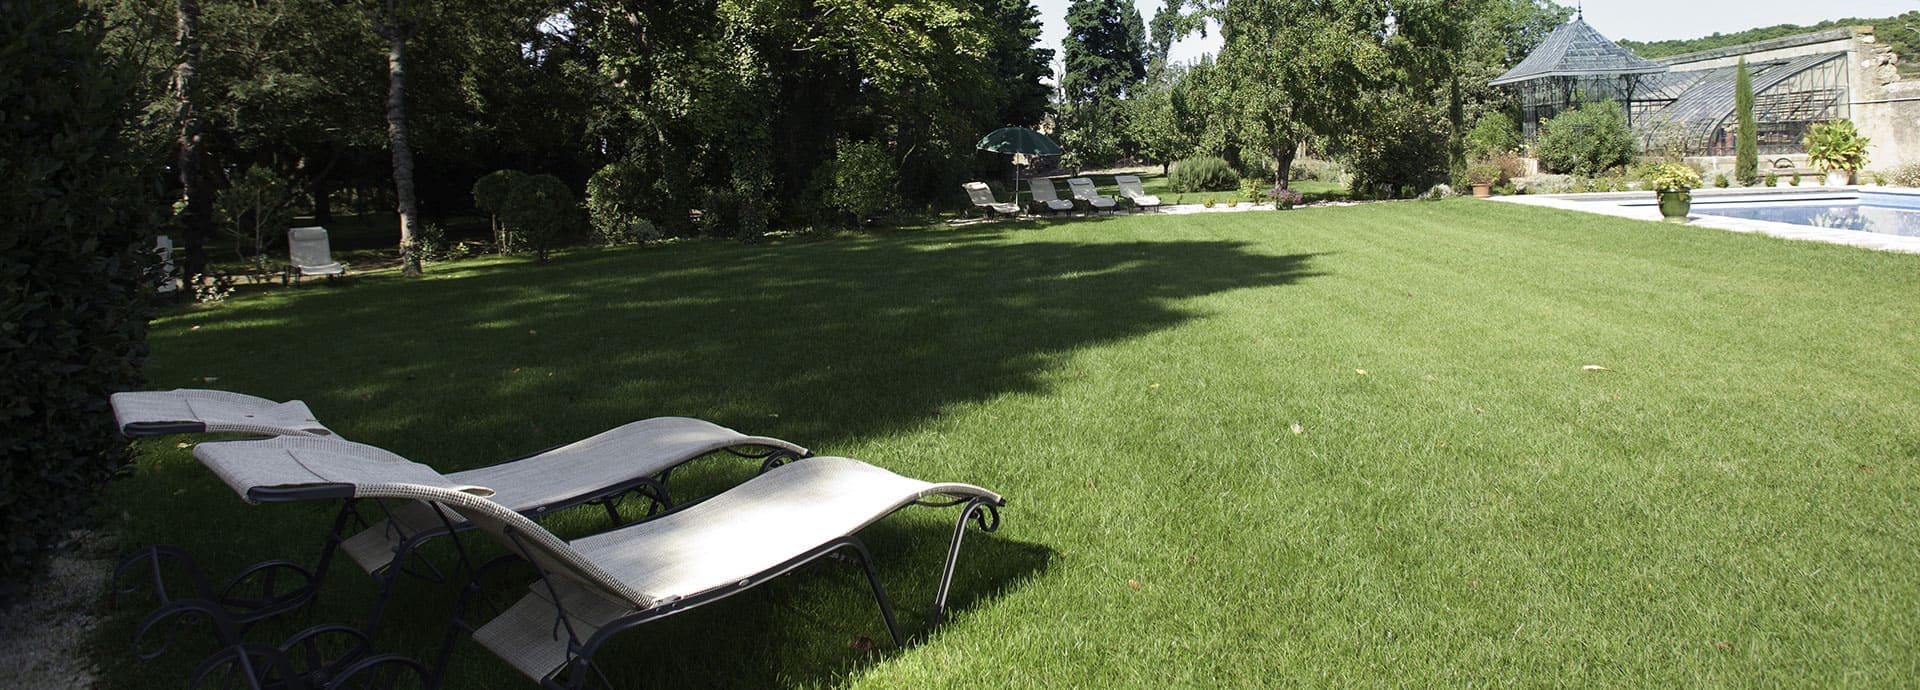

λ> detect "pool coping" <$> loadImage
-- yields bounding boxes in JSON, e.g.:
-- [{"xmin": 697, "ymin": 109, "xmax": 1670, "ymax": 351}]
[{"xmin": 1487, "ymin": 186, "xmax": 1920, "ymax": 255}]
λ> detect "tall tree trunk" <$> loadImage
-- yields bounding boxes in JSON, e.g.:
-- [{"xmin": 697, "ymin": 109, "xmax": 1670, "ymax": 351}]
[
  {"xmin": 1272, "ymin": 145, "xmax": 1296, "ymax": 192},
  {"xmin": 376, "ymin": 4, "xmax": 422, "ymax": 276},
  {"xmin": 174, "ymin": 0, "xmax": 211, "ymax": 280}
]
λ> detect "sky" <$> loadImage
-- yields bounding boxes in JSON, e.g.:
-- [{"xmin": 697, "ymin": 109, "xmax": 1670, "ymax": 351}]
[{"xmin": 1029, "ymin": 0, "xmax": 1919, "ymax": 78}]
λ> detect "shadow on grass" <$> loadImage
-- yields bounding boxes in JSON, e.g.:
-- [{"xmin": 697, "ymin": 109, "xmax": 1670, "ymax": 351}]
[{"xmin": 115, "ymin": 223, "xmax": 1323, "ymax": 687}]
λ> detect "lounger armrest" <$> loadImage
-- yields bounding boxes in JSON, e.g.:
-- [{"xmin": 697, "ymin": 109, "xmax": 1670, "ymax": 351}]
[
  {"xmin": 247, "ymin": 483, "xmax": 358, "ymax": 503},
  {"xmin": 123, "ymin": 420, "xmax": 211, "ymax": 437}
]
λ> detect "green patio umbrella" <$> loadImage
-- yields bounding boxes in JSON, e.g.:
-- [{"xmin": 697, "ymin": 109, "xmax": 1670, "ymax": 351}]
[{"xmin": 977, "ymin": 126, "xmax": 1063, "ymax": 212}]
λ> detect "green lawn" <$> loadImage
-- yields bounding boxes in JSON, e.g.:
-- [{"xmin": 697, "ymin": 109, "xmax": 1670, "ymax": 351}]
[{"xmin": 99, "ymin": 200, "xmax": 1920, "ymax": 687}]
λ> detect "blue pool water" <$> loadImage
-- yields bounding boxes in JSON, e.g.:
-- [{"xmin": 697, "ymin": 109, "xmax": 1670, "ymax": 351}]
[{"xmin": 1688, "ymin": 191, "xmax": 1920, "ymax": 237}]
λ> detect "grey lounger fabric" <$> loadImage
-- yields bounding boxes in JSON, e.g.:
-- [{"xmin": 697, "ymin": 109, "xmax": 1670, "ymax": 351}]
[
  {"xmin": 193, "ymin": 422, "xmax": 810, "ymax": 574},
  {"xmin": 1066, "ymin": 177, "xmax": 1118, "ymax": 211},
  {"xmin": 288, "ymin": 226, "xmax": 346, "ymax": 278},
  {"xmin": 962, "ymin": 181, "xmax": 1019, "ymax": 216},
  {"xmin": 1114, "ymin": 175, "xmax": 1162, "ymax": 208},
  {"xmin": 1027, "ymin": 178, "xmax": 1077, "ymax": 213},
  {"xmin": 360, "ymin": 454, "xmax": 1002, "ymax": 684},
  {"xmin": 111, "ymin": 389, "xmax": 335, "ymax": 437}
]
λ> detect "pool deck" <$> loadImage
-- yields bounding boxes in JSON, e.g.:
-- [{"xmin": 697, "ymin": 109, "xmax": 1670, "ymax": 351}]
[{"xmin": 1489, "ymin": 186, "xmax": 1920, "ymax": 255}]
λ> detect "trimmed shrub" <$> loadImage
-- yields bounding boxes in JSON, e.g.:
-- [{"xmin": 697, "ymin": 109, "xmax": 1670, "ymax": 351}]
[
  {"xmin": 472, "ymin": 169, "xmax": 526, "ymax": 251},
  {"xmin": 1734, "ymin": 58, "xmax": 1759, "ymax": 185},
  {"xmin": 500, "ymin": 174, "xmax": 580, "ymax": 262},
  {"xmin": 586, "ymin": 162, "xmax": 658, "ymax": 246},
  {"xmin": 1, "ymin": 0, "xmax": 158, "ymax": 603},
  {"xmin": 1168, "ymin": 156, "xmax": 1239, "ymax": 193},
  {"xmin": 1343, "ymin": 97, "xmax": 1451, "ymax": 197},
  {"xmin": 1465, "ymin": 111, "xmax": 1523, "ymax": 159},
  {"xmin": 1534, "ymin": 100, "xmax": 1637, "ymax": 176}
]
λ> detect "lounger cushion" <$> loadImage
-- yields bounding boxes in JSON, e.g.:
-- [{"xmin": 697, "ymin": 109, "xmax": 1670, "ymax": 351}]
[{"xmin": 112, "ymin": 389, "xmax": 334, "ymax": 437}]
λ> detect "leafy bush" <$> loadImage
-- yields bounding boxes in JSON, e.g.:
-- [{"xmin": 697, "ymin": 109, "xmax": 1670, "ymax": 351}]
[
  {"xmin": 1790, "ymin": 171, "xmax": 1802, "ymax": 186},
  {"xmin": 500, "ymin": 174, "xmax": 579, "ymax": 262},
  {"xmin": 1465, "ymin": 162, "xmax": 1503, "ymax": 186},
  {"xmin": 586, "ymin": 162, "xmax": 658, "ymax": 246},
  {"xmin": 822, "ymin": 140, "xmax": 900, "ymax": 224},
  {"xmin": 1714, "ymin": 173, "xmax": 1730, "ymax": 188},
  {"xmin": 472, "ymin": 169, "xmax": 526, "ymax": 250},
  {"xmin": 1534, "ymin": 101, "xmax": 1637, "ymax": 176},
  {"xmin": 1, "ymin": 0, "xmax": 157, "ymax": 603},
  {"xmin": 1804, "ymin": 120, "xmax": 1870, "ymax": 173},
  {"xmin": 1342, "ymin": 97, "xmax": 1450, "ymax": 197},
  {"xmin": 1765, "ymin": 171, "xmax": 1779, "ymax": 187},
  {"xmin": 1236, "ymin": 151, "xmax": 1276, "ymax": 184},
  {"xmin": 1289, "ymin": 158, "xmax": 1346, "ymax": 183},
  {"xmin": 1644, "ymin": 163, "xmax": 1703, "ymax": 192},
  {"xmin": 1465, "ymin": 111, "xmax": 1523, "ymax": 159},
  {"xmin": 1168, "ymin": 156, "xmax": 1239, "ymax": 193}
]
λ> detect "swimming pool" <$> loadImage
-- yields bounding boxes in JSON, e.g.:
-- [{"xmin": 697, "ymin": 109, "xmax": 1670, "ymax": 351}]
[{"xmin": 1687, "ymin": 190, "xmax": 1920, "ymax": 237}]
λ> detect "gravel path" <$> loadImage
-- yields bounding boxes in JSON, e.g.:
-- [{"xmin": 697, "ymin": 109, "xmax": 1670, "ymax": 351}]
[{"xmin": 0, "ymin": 530, "xmax": 111, "ymax": 689}]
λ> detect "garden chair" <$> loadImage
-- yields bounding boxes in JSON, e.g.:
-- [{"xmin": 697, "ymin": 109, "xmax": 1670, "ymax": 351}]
[
  {"xmin": 253, "ymin": 443, "xmax": 1003, "ymax": 689},
  {"xmin": 962, "ymin": 181, "xmax": 1020, "ymax": 218},
  {"xmin": 109, "ymin": 390, "xmax": 808, "ymax": 644},
  {"xmin": 1113, "ymin": 175, "xmax": 1162, "ymax": 210},
  {"xmin": 155, "ymin": 236, "xmax": 179, "ymax": 293},
  {"xmin": 287, "ymin": 226, "xmax": 346, "ymax": 284},
  {"xmin": 1066, "ymin": 177, "xmax": 1118, "ymax": 213},
  {"xmin": 1026, "ymin": 177, "xmax": 1077, "ymax": 215}
]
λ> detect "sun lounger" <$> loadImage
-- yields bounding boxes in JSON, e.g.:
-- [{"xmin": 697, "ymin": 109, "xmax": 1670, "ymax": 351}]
[
  {"xmin": 295, "ymin": 447, "xmax": 1003, "ymax": 688},
  {"xmin": 1066, "ymin": 177, "xmax": 1118, "ymax": 213},
  {"xmin": 109, "ymin": 390, "xmax": 808, "ymax": 642},
  {"xmin": 154, "ymin": 236, "xmax": 180, "ymax": 293},
  {"xmin": 1027, "ymin": 178, "xmax": 1077, "ymax": 214},
  {"xmin": 1113, "ymin": 175, "xmax": 1162, "ymax": 209},
  {"xmin": 962, "ymin": 181, "xmax": 1020, "ymax": 218}
]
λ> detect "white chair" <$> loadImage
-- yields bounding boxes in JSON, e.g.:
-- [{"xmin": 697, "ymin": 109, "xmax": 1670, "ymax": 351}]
[
  {"xmin": 154, "ymin": 236, "xmax": 179, "ymax": 293},
  {"xmin": 962, "ymin": 182, "xmax": 1019, "ymax": 218},
  {"xmin": 1113, "ymin": 175, "xmax": 1162, "ymax": 210},
  {"xmin": 1026, "ymin": 178, "xmax": 1077, "ymax": 214},
  {"xmin": 287, "ymin": 226, "xmax": 346, "ymax": 283},
  {"xmin": 1066, "ymin": 177, "xmax": 1118, "ymax": 213}
]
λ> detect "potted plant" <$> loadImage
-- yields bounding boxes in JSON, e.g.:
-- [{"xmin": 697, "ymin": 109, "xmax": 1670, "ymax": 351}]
[
  {"xmin": 1465, "ymin": 162, "xmax": 1501, "ymax": 198},
  {"xmin": 1803, "ymin": 120, "xmax": 1870, "ymax": 186},
  {"xmin": 1645, "ymin": 163, "xmax": 1701, "ymax": 223}
]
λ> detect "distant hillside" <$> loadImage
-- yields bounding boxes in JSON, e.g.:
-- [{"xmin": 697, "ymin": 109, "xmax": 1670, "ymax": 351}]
[{"xmin": 1618, "ymin": 11, "xmax": 1917, "ymax": 77}]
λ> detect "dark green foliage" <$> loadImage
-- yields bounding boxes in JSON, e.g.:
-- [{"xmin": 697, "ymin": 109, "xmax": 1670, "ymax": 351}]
[
  {"xmin": 1734, "ymin": 58, "xmax": 1758, "ymax": 185},
  {"xmin": 1715, "ymin": 173, "xmax": 1730, "ymax": 188},
  {"xmin": 1534, "ymin": 101, "xmax": 1637, "ymax": 176},
  {"xmin": 982, "ymin": 0, "xmax": 1055, "ymax": 126},
  {"xmin": 1167, "ymin": 156, "xmax": 1239, "ymax": 193},
  {"xmin": 0, "ymin": 0, "xmax": 156, "ymax": 603},
  {"xmin": 216, "ymin": 166, "xmax": 295, "ymax": 267},
  {"xmin": 1060, "ymin": 0, "xmax": 1148, "ymax": 166},
  {"xmin": 585, "ymin": 162, "xmax": 657, "ymax": 246},
  {"xmin": 472, "ymin": 169, "xmax": 524, "ymax": 249},
  {"xmin": 499, "ymin": 174, "xmax": 578, "ymax": 262},
  {"xmin": 1465, "ymin": 111, "xmax": 1524, "ymax": 159},
  {"xmin": 821, "ymin": 141, "xmax": 901, "ymax": 224},
  {"xmin": 1343, "ymin": 95, "xmax": 1453, "ymax": 198}
]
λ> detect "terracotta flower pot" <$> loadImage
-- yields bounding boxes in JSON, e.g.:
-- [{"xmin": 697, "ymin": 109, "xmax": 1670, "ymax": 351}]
[{"xmin": 1471, "ymin": 183, "xmax": 1491, "ymax": 198}]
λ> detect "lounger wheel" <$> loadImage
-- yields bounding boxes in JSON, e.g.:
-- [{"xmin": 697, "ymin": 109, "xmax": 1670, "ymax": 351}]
[
  {"xmin": 323, "ymin": 653, "xmax": 430, "ymax": 690},
  {"xmin": 218, "ymin": 559, "xmax": 320, "ymax": 620},
  {"xmin": 276, "ymin": 624, "xmax": 376, "ymax": 685},
  {"xmin": 134, "ymin": 599, "xmax": 241, "ymax": 660},
  {"xmin": 189, "ymin": 643, "xmax": 305, "ymax": 690}
]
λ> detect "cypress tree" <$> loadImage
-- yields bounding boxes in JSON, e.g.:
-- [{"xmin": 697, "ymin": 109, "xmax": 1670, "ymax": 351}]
[{"xmin": 1734, "ymin": 57, "xmax": 1758, "ymax": 185}]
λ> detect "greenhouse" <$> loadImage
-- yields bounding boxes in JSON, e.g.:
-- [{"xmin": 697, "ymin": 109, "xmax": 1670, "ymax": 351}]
[
  {"xmin": 1488, "ymin": 15, "xmax": 1668, "ymax": 140},
  {"xmin": 1633, "ymin": 52, "xmax": 1851, "ymax": 156}
]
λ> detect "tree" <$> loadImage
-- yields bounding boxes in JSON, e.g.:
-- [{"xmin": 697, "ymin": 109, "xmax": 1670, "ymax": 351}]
[
  {"xmin": 366, "ymin": 0, "xmax": 425, "ymax": 276},
  {"xmin": 173, "ymin": 0, "xmax": 213, "ymax": 280},
  {"xmin": 1734, "ymin": 57, "xmax": 1758, "ymax": 185},
  {"xmin": 981, "ymin": 0, "xmax": 1054, "ymax": 127},
  {"xmin": 1205, "ymin": 0, "xmax": 1392, "ymax": 188},
  {"xmin": 1125, "ymin": 63, "xmax": 1201, "ymax": 173},
  {"xmin": 1060, "ymin": 0, "xmax": 1147, "ymax": 165}
]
